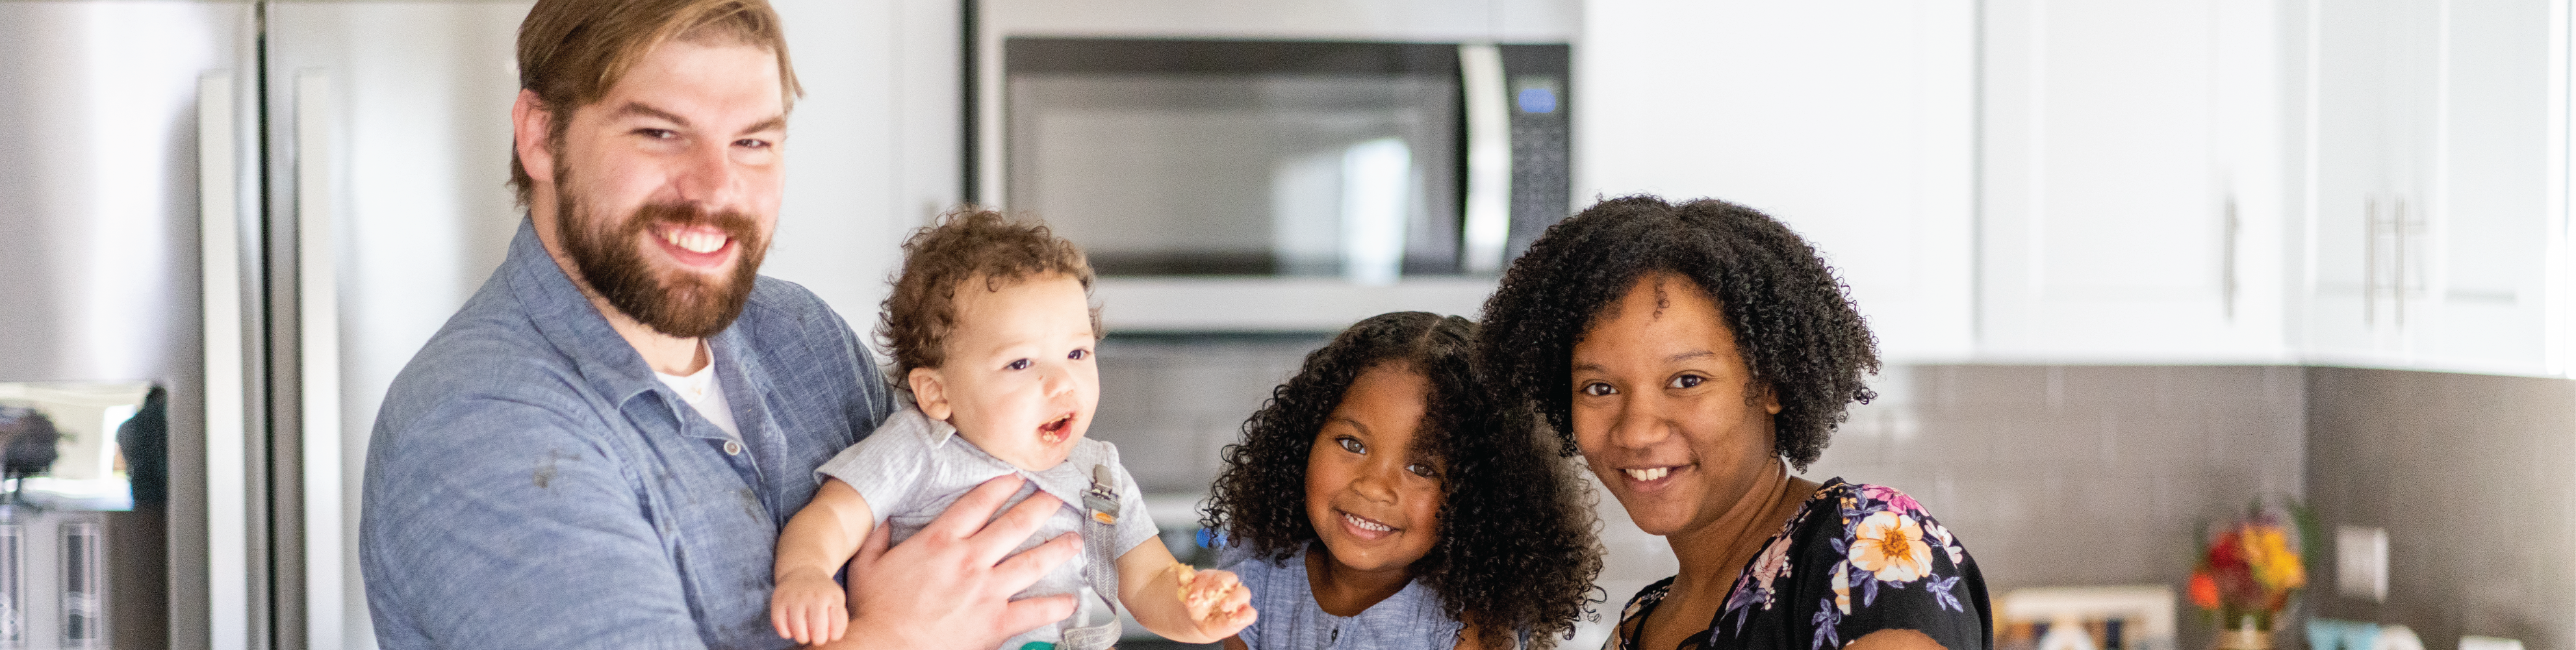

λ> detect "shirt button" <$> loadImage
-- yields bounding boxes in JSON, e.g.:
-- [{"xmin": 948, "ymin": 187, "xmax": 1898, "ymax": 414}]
[{"xmin": 722, "ymin": 440, "xmax": 743, "ymax": 456}]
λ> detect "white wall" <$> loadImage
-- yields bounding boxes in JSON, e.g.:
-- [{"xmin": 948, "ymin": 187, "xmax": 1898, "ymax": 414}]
[{"xmin": 764, "ymin": 0, "xmax": 963, "ymax": 342}]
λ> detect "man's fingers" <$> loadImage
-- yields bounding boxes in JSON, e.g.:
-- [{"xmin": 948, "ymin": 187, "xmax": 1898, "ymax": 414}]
[
  {"xmin": 990, "ymin": 532, "xmax": 1081, "ymax": 587},
  {"xmin": 922, "ymin": 474, "xmax": 1025, "ymax": 540},
  {"xmin": 997, "ymin": 593, "xmax": 1079, "ymax": 640},
  {"xmin": 967, "ymin": 491, "xmax": 1065, "ymax": 564},
  {"xmin": 853, "ymin": 519, "xmax": 893, "ymax": 569}
]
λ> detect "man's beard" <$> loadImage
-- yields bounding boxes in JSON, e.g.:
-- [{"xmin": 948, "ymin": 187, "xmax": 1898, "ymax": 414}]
[{"xmin": 554, "ymin": 177, "xmax": 768, "ymax": 339}]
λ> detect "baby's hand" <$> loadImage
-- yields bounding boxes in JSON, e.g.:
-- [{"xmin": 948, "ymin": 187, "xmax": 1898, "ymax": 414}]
[
  {"xmin": 770, "ymin": 569, "xmax": 847, "ymax": 645},
  {"xmin": 1173, "ymin": 563, "xmax": 1256, "ymax": 637}
]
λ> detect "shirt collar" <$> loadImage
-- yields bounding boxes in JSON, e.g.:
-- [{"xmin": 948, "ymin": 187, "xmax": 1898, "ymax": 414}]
[
  {"xmin": 502, "ymin": 217, "xmax": 669, "ymax": 410},
  {"xmin": 893, "ymin": 408, "xmax": 1100, "ymax": 506}
]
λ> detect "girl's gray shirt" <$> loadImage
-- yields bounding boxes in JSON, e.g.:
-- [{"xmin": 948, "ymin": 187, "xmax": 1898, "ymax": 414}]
[{"xmin": 1222, "ymin": 544, "xmax": 1463, "ymax": 650}]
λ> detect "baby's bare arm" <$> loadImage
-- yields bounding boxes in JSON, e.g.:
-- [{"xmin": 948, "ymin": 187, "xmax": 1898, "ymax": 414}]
[
  {"xmin": 777, "ymin": 479, "xmax": 876, "ymax": 580},
  {"xmin": 1114, "ymin": 540, "xmax": 1254, "ymax": 644},
  {"xmin": 772, "ymin": 479, "xmax": 876, "ymax": 644}
]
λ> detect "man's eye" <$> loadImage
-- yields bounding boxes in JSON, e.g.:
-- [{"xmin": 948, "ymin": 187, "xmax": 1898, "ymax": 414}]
[
  {"xmin": 1405, "ymin": 462, "xmax": 1439, "ymax": 479},
  {"xmin": 635, "ymin": 128, "xmax": 676, "ymax": 140},
  {"xmin": 1335, "ymin": 436, "xmax": 1364, "ymax": 454},
  {"xmin": 1668, "ymin": 374, "xmax": 1705, "ymax": 389},
  {"xmin": 1004, "ymin": 358, "xmax": 1031, "ymax": 370},
  {"xmin": 735, "ymin": 138, "xmax": 771, "ymax": 149},
  {"xmin": 1068, "ymin": 348, "xmax": 1088, "ymax": 361},
  {"xmin": 1581, "ymin": 382, "xmax": 1616, "ymax": 396}
]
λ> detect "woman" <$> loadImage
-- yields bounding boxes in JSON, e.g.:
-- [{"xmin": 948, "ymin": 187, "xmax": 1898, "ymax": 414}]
[{"xmin": 1477, "ymin": 196, "xmax": 1991, "ymax": 650}]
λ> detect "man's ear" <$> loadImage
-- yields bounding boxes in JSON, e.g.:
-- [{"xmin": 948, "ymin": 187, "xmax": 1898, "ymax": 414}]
[
  {"xmin": 909, "ymin": 367, "xmax": 952, "ymax": 421},
  {"xmin": 512, "ymin": 89, "xmax": 557, "ymax": 189}
]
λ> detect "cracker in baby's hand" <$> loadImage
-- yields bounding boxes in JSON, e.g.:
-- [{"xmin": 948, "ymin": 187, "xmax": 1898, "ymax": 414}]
[
  {"xmin": 1175, "ymin": 563, "xmax": 1203, "ymax": 605},
  {"xmin": 1175, "ymin": 562, "xmax": 1247, "ymax": 616}
]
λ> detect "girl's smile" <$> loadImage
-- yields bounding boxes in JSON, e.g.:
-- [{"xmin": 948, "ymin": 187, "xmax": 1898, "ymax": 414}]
[{"xmin": 1304, "ymin": 362, "xmax": 1444, "ymax": 576}]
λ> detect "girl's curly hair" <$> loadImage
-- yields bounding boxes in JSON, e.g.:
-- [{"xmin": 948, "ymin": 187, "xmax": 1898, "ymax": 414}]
[
  {"xmin": 1203, "ymin": 311, "xmax": 1603, "ymax": 647},
  {"xmin": 1475, "ymin": 195, "xmax": 1879, "ymax": 470}
]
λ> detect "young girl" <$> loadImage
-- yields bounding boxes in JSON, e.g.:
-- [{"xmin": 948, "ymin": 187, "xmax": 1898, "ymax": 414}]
[{"xmin": 1203, "ymin": 311, "xmax": 1602, "ymax": 650}]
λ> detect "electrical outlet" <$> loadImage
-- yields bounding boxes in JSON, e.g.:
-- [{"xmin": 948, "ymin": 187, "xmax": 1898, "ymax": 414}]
[{"xmin": 2336, "ymin": 525, "xmax": 2388, "ymax": 602}]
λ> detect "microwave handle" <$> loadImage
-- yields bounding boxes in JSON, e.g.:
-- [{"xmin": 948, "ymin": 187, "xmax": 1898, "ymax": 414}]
[{"xmin": 1459, "ymin": 43, "xmax": 1512, "ymax": 274}]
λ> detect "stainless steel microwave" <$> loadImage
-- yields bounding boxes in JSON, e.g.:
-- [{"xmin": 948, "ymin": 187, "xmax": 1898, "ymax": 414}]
[{"xmin": 973, "ymin": 0, "xmax": 1577, "ymax": 332}]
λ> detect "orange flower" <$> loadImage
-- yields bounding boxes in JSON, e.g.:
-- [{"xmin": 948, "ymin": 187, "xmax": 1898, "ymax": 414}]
[
  {"xmin": 1848, "ymin": 511, "xmax": 1934, "ymax": 582},
  {"xmin": 2188, "ymin": 570, "xmax": 2221, "ymax": 609}
]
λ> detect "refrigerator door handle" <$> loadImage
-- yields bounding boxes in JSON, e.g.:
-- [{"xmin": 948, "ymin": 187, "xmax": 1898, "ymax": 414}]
[
  {"xmin": 1459, "ymin": 43, "xmax": 1512, "ymax": 274},
  {"xmin": 198, "ymin": 70, "xmax": 252, "ymax": 650},
  {"xmin": 295, "ymin": 70, "xmax": 348, "ymax": 650}
]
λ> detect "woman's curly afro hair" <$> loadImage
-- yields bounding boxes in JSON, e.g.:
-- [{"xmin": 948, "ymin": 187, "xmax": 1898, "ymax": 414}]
[
  {"xmin": 1202, "ymin": 311, "xmax": 1603, "ymax": 647},
  {"xmin": 1475, "ymin": 195, "xmax": 1879, "ymax": 471}
]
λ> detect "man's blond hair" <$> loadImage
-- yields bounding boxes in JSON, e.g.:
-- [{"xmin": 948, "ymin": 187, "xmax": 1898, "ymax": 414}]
[{"xmin": 509, "ymin": 0, "xmax": 805, "ymax": 207}]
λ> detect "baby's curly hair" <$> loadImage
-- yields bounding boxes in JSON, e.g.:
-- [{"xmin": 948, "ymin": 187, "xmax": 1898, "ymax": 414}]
[
  {"xmin": 1475, "ymin": 195, "xmax": 1879, "ymax": 470},
  {"xmin": 878, "ymin": 207, "xmax": 1099, "ymax": 394},
  {"xmin": 1203, "ymin": 311, "xmax": 1602, "ymax": 647}
]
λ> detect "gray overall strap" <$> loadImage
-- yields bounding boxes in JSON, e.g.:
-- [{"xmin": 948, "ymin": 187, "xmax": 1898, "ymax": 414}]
[{"xmin": 1060, "ymin": 464, "xmax": 1128, "ymax": 650}]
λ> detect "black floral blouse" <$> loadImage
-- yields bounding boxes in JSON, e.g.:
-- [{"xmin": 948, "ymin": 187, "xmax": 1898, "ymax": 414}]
[{"xmin": 1609, "ymin": 479, "xmax": 1992, "ymax": 650}]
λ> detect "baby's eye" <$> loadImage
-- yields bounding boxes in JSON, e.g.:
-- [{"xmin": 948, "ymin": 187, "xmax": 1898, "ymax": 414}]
[
  {"xmin": 1668, "ymin": 374, "xmax": 1705, "ymax": 389},
  {"xmin": 1581, "ymin": 382, "xmax": 1616, "ymax": 397},
  {"xmin": 1404, "ymin": 462, "xmax": 1439, "ymax": 479},
  {"xmin": 1004, "ymin": 358, "xmax": 1031, "ymax": 370},
  {"xmin": 1335, "ymin": 436, "xmax": 1365, "ymax": 454},
  {"xmin": 1068, "ymin": 348, "xmax": 1089, "ymax": 361}
]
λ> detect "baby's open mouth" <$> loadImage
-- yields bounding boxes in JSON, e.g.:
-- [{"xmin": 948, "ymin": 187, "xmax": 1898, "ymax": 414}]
[{"xmin": 1037, "ymin": 414, "xmax": 1073, "ymax": 445}]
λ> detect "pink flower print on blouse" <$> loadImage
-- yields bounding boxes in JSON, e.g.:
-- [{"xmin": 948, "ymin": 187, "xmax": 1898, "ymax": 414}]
[{"xmin": 1863, "ymin": 484, "xmax": 1924, "ymax": 516}]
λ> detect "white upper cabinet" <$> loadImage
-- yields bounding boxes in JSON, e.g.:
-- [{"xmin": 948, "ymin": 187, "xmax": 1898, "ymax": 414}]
[
  {"xmin": 1977, "ymin": 0, "xmax": 2293, "ymax": 362},
  {"xmin": 2297, "ymin": 0, "xmax": 2568, "ymax": 376},
  {"xmin": 1577, "ymin": 0, "xmax": 1976, "ymax": 363}
]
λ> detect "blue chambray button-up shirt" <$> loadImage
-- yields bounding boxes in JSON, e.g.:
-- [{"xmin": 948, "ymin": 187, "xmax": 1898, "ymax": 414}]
[{"xmin": 361, "ymin": 219, "xmax": 895, "ymax": 650}]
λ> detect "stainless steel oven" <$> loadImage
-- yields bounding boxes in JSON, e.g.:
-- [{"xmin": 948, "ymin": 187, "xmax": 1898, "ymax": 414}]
[{"xmin": 973, "ymin": 0, "xmax": 1577, "ymax": 331}]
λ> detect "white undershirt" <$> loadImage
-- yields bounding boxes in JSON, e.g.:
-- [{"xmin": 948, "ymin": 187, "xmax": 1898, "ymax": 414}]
[{"xmin": 654, "ymin": 346, "xmax": 743, "ymax": 440}]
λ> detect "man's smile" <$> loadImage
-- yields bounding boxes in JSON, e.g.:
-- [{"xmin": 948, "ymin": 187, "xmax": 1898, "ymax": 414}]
[{"xmin": 648, "ymin": 222, "xmax": 735, "ymax": 268}]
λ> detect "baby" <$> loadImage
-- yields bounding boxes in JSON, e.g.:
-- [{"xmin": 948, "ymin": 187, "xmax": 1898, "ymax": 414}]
[{"xmin": 769, "ymin": 209, "xmax": 1255, "ymax": 649}]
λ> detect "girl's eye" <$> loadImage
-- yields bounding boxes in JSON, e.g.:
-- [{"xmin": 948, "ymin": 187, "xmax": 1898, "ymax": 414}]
[
  {"xmin": 1404, "ymin": 462, "xmax": 1439, "ymax": 479},
  {"xmin": 1668, "ymin": 374, "xmax": 1705, "ymax": 389},
  {"xmin": 1068, "ymin": 348, "xmax": 1088, "ymax": 361},
  {"xmin": 1581, "ymin": 382, "xmax": 1616, "ymax": 397},
  {"xmin": 1004, "ymin": 358, "xmax": 1031, "ymax": 370},
  {"xmin": 1335, "ymin": 436, "xmax": 1365, "ymax": 454}
]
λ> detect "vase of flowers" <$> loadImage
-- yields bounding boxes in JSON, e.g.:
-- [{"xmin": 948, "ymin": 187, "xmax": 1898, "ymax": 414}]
[{"xmin": 2189, "ymin": 501, "xmax": 2312, "ymax": 650}]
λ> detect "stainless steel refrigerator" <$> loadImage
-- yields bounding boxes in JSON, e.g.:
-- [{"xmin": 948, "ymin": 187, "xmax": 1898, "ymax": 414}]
[
  {"xmin": 2, "ymin": 1, "xmax": 958, "ymax": 649},
  {"xmin": 0, "ymin": 2, "xmax": 262, "ymax": 649}
]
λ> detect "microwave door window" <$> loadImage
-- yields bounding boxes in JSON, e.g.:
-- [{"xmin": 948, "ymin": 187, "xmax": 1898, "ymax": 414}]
[{"xmin": 1005, "ymin": 39, "xmax": 1462, "ymax": 278}]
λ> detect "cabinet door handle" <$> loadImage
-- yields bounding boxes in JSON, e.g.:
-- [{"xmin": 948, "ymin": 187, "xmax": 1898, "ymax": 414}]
[
  {"xmin": 2364, "ymin": 195, "xmax": 2378, "ymax": 326},
  {"xmin": 2223, "ymin": 197, "xmax": 2238, "ymax": 320},
  {"xmin": 2393, "ymin": 195, "xmax": 2407, "ymax": 329}
]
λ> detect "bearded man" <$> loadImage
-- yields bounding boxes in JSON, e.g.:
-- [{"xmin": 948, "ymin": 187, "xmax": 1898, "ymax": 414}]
[{"xmin": 358, "ymin": 1, "xmax": 1077, "ymax": 648}]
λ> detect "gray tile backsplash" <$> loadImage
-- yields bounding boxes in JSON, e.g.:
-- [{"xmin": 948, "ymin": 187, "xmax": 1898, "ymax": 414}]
[
  {"xmin": 2306, "ymin": 368, "xmax": 2575, "ymax": 650},
  {"xmin": 1089, "ymin": 333, "xmax": 1330, "ymax": 495},
  {"xmin": 1091, "ymin": 337, "xmax": 2314, "ymax": 645}
]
